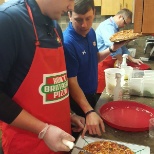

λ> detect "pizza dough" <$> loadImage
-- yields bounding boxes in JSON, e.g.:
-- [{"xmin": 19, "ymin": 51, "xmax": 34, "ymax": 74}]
[
  {"xmin": 78, "ymin": 140, "xmax": 134, "ymax": 154},
  {"xmin": 110, "ymin": 29, "xmax": 143, "ymax": 42}
]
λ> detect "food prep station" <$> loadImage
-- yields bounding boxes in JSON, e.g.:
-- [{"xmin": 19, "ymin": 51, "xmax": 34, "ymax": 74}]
[{"xmin": 72, "ymin": 90, "xmax": 154, "ymax": 154}]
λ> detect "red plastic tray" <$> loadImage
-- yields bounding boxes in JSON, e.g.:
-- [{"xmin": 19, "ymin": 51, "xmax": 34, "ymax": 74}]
[
  {"xmin": 127, "ymin": 62, "xmax": 150, "ymax": 70},
  {"xmin": 99, "ymin": 100, "xmax": 154, "ymax": 132}
]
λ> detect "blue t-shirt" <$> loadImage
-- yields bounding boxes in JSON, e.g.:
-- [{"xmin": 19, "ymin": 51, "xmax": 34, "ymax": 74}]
[
  {"xmin": 63, "ymin": 22, "xmax": 98, "ymax": 94},
  {"xmin": 95, "ymin": 17, "xmax": 130, "ymax": 57},
  {"xmin": 0, "ymin": 0, "xmax": 63, "ymax": 97},
  {"xmin": 0, "ymin": 0, "xmax": 63, "ymax": 123}
]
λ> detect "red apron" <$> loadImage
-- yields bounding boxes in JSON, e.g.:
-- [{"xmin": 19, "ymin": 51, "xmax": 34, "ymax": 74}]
[
  {"xmin": 127, "ymin": 61, "xmax": 150, "ymax": 70},
  {"xmin": 2, "ymin": 2, "xmax": 71, "ymax": 154}
]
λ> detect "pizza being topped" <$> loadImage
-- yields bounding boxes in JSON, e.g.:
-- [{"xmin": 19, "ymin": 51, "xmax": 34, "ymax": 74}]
[
  {"xmin": 110, "ymin": 29, "xmax": 143, "ymax": 42},
  {"xmin": 78, "ymin": 140, "xmax": 135, "ymax": 154}
]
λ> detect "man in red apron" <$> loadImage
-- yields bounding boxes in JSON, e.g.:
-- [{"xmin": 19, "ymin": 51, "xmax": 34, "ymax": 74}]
[
  {"xmin": 96, "ymin": 8, "xmax": 150, "ymax": 94},
  {"xmin": 0, "ymin": 0, "xmax": 85, "ymax": 153}
]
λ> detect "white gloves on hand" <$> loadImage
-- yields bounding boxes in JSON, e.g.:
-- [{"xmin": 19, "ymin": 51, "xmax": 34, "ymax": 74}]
[{"xmin": 38, "ymin": 124, "xmax": 75, "ymax": 152}]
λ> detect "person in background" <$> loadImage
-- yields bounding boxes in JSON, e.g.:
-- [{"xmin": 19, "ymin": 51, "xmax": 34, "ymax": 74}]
[
  {"xmin": 95, "ymin": 8, "xmax": 146, "ymax": 95},
  {"xmin": 63, "ymin": 0, "xmax": 128, "ymax": 138},
  {"xmin": 0, "ymin": 0, "xmax": 85, "ymax": 153}
]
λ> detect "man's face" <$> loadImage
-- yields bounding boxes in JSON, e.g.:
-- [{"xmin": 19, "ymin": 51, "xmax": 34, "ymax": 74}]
[
  {"xmin": 119, "ymin": 15, "xmax": 132, "ymax": 28},
  {"xmin": 43, "ymin": 0, "xmax": 74, "ymax": 20},
  {"xmin": 69, "ymin": 8, "xmax": 95, "ymax": 37}
]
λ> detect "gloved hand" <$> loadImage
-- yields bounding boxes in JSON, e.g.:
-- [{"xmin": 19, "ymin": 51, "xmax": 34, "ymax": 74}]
[{"xmin": 38, "ymin": 124, "xmax": 75, "ymax": 152}]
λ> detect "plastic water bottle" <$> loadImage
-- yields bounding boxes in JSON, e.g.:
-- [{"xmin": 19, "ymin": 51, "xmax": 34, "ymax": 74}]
[
  {"xmin": 113, "ymin": 73, "xmax": 123, "ymax": 101},
  {"xmin": 122, "ymin": 80, "xmax": 130, "ymax": 100}
]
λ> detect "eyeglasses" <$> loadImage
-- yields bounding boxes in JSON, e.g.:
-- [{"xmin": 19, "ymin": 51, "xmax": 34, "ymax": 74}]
[{"xmin": 122, "ymin": 16, "xmax": 127, "ymax": 25}]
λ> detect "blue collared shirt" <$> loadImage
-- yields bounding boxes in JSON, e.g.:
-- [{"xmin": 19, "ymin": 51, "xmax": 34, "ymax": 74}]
[
  {"xmin": 63, "ymin": 22, "xmax": 98, "ymax": 94},
  {"xmin": 95, "ymin": 17, "xmax": 130, "ymax": 57}
]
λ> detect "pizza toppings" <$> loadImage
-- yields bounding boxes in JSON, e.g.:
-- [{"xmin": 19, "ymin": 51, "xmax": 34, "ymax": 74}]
[
  {"xmin": 78, "ymin": 140, "xmax": 134, "ymax": 154},
  {"xmin": 110, "ymin": 29, "xmax": 143, "ymax": 42}
]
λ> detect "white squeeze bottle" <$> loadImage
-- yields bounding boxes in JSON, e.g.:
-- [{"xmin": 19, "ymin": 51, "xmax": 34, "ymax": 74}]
[
  {"xmin": 121, "ymin": 54, "xmax": 128, "ymax": 68},
  {"xmin": 113, "ymin": 73, "xmax": 123, "ymax": 101}
]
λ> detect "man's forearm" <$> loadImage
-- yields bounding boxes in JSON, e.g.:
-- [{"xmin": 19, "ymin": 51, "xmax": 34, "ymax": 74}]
[
  {"xmin": 68, "ymin": 77, "xmax": 93, "ymax": 114},
  {"xmin": 0, "ymin": 93, "xmax": 22, "ymax": 123},
  {"xmin": 11, "ymin": 109, "xmax": 46, "ymax": 135},
  {"xmin": 0, "ymin": 92, "xmax": 46, "ymax": 135}
]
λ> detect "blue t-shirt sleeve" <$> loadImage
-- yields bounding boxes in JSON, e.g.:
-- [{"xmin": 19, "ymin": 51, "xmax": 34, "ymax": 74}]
[
  {"xmin": 0, "ymin": 12, "xmax": 22, "ymax": 123},
  {"xmin": 96, "ymin": 20, "xmax": 130, "ymax": 57},
  {"xmin": 96, "ymin": 22, "xmax": 115, "ymax": 51},
  {"xmin": 100, "ymin": 25, "xmax": 114, "ymax": 47},
  {"xmin": 0, "ymin": 12, "xmax": 17, "ymax": 83}
]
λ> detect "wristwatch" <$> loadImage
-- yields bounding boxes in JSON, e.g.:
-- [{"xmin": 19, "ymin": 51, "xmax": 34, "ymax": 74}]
[{"xmin": 109, "ymin": 46, "xmax": 115, "ymax": 53}]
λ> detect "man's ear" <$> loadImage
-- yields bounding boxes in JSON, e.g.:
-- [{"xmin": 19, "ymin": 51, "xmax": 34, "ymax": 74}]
[
  {"xmin": 68, "ymin": 11, "xmax": 72, "ymax": 22},
  {"xmin": 119, "ymin": 14, "xmax": 123, "ymax": 20},
  {"xmin": 94, "ymin": 8, "xmax": 96, "ymax": 16}
]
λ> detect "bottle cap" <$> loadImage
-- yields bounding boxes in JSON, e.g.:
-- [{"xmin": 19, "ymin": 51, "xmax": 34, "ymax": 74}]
[
  {"xmin": 122, "ymin": 54, "xmax": 128, "ymax": 58},
  {"xmin": 115, "ymin": 73, "xmax": 121, "ymax": 78},
  {"xmin": 121, "ymin": 54, "xmax": 128, "ymax": 67}
]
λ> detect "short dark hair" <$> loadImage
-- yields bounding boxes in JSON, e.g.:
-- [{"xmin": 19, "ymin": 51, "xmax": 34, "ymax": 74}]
[
  {"xmin": 73, "ymin": 0, "xmax": 95, "ymax": 15},
  {"xmin": 116, "ymin": 8, "xmax": 132, "ymax": 20}
]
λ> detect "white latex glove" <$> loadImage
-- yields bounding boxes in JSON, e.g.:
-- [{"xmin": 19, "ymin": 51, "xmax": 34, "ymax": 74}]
[{"xmin": 40, "ymin": 124, "xmax": 75, "ymax": 152}]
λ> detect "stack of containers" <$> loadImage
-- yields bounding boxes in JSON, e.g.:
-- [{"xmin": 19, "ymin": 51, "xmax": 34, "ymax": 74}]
[
  {"xmin": 104, "ymin": 68, "xmax": 125, "ymax": 96},
  {"xmin": 143, "ymin": 70, "xmax": 154, "ymax": 97},
  {"xmin": 129, "ymin": 70, "xmax": 144, "ymax": 96},
  {"xmin": 129, "ymin": 70, "xmax": 154, "ymax": 97}
]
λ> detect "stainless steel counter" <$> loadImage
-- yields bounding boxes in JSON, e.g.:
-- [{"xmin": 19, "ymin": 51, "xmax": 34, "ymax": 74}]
[{"xmin": 94, "ymin": 91, "xmax": 154, "ymax": 154}]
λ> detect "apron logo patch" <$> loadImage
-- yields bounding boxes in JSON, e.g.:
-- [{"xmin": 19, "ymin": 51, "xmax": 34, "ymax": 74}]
[{"xmin": 39, "ymin": 71, "xmax": 69, "ymax": 104}]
